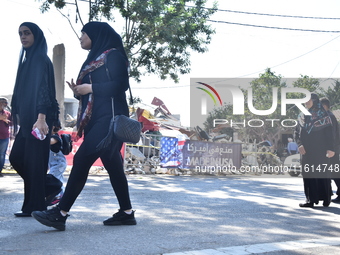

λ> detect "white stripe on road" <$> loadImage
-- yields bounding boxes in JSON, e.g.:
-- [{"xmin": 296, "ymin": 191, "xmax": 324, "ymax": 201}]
[{"xmin": 163, "ymin": 237, "xmax": 340, "ymax": 255}]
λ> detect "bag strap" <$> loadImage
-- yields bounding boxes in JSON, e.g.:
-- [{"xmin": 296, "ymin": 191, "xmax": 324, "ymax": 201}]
[
  {"xmin": 104, "ymin": 49, "xmax": 134, "ymax": 105},
  {"xmin": 127, "ymin": 84, "xmax": 133, "ymax": 105}
]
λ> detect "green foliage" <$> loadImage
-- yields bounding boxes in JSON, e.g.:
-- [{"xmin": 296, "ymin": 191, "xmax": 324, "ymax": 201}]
[
  {"xmin": 247, "ymin": 68, "xmax": 286, "ymax": 118},
  {"xmin": 40, "ymin": 0, "xmax": 65, "ymax": 12},
  {"xmin": 204, "ymin": 104, "xmax": 232, "ymax": 131},
  {"xmin": 319, "ymin": 79, "xmax": 340, "ymax": 110},
  {"xmin": 238, "ymin": 69, "xmax": 289, "ymax": 143},
  {"xmin": 292, "ymin": 75, "xmax": 320, "ymax": 92},
  {"xmin": 37, "ymin": 0, "xmax": 217, "ymax": 83},
  {"xmin": 285, "ymin": 75, "xmax": 320, "ymax": 117},
  {"xmin": 121, "ymin": 0, "xmax": 217, "ymax": 82}
]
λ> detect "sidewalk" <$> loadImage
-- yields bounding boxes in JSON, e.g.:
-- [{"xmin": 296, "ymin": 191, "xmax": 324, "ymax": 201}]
[{"xmin": 1, "ymin": 173, "xmax": 340, "ymax": 255}]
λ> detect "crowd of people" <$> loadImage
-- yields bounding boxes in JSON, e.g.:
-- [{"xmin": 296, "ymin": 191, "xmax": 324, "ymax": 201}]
[{"xmin": 1, "ymin": 21, "xmax": 340, "ymax": 231}]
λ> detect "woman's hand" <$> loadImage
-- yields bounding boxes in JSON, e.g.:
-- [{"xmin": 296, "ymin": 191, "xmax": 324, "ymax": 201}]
[
  {"xmin": 32, "ymin": 114, "xmax": 48, "ymax": 139},
  {"xmin": 67, "ymin": 79, "xmax": 92, "ymax": 96},
  {"xmin": 0, "ymin": 113, "xmax": 9, "ymax": 124},
  {"xmin": 74, "ymin": 83, "xmax": 93, "ymax": 95},
  {"xmin": 298, "ymin": 145, "xmax": 306, "ymax": 155},
  {"xmin": 66, "ymin": 79, "xmax": 81, "ymax": 97},
  {"xmin": 327, "ymin": 150, "xmax": 335, "ymax": 158}
]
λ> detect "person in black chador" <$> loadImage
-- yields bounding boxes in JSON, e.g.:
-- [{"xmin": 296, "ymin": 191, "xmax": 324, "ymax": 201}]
[
  {"xmin": 10, "ymin": 22, "xmax": 59, "ymax": 217},
  {"xmin": 320, "ymin": 97, "xmax": 340, "ymax": 203},
  {"xmin": 32, "ymin": 22, "xmax": 136, "ymax": 231},
  {"xmin": 295, "ymin": 93, "xmax": 334, "ymax": 208}
]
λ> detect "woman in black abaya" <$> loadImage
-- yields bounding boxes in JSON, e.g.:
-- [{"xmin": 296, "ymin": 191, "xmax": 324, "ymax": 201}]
[
  {"xmin": 10, "ymin": 22, "xmax": 59, "ymax": 216},
  {"xmin": 32, "ymin": 22, "xmax": 136, "ymax": 231},
  {"xmin": 295, "ymin": 93, "xmax": 334, "ymax": 208}
]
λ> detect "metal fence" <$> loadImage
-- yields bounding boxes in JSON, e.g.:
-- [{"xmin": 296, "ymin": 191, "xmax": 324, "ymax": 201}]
[
  {"xmin": 123, "ymin": 136, "xmax": 288, "ymax": 175},
  {"xmin": 124, "ymin": 133, "xmax": 162, "ymax": 174}
]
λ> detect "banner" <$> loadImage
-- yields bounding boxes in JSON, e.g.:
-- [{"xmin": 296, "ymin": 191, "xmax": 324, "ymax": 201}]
[{"xmin": 182, "ymin": 141, "xmax": 242, "ymax": 171}]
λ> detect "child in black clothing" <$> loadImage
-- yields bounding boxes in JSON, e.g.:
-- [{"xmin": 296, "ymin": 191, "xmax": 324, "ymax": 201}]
[{"xmin": 47, "ymin": 120, "xmax": 67, "ymax": 205}]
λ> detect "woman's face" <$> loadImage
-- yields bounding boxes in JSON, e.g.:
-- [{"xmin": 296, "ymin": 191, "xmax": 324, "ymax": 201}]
[
  {"xmin": 80, "ymin": 32, "xmax": 92, "ymax": 50},
  {"xmin": 305, "ymin": 99, "xmax": 313, "ymax": 109},
  {"xmin": 19, "ymin": 26, "xmax": 34, "ymax": 48}
]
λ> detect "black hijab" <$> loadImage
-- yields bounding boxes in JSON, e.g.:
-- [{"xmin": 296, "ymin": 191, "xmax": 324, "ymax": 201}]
[
  {"xmin": 298, "ymin": 93, "xmax": 332, "ymax": 134},
  {"xmin": 11, "ymin": 22, "xmax": 59, "ymax": 136},
  {"xmin": 80, "ymin": 21, "xmax": 128, "ymax": 73}
]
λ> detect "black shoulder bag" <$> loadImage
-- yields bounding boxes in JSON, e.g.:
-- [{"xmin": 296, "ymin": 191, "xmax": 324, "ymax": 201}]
[{"xmin": 111, "ymin": 97, "xmax": 141, "ymax": 144}]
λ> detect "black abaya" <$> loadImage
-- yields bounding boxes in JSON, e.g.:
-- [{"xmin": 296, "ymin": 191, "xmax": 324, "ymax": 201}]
[
  {"xmin": 296, "ymin": 115, "xmax": 334, "ymax": 205},
  {"xmin": 10, "ymin": 22, "xmax": 59, "ymax": 214}
]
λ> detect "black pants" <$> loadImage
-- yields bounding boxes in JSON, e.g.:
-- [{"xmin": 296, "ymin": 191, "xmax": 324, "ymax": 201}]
[
  {"xmin": 58, "ymin": 140, "xmax": 132, "ymax": 212},
  {"xmin": 334, "ymin": 179, "xmax": 340, "ymax": 196},
  {"xmin": 330, "ymin": 152, "xmax": 340, "ymax": 195},
  {"xmin": 303, "ymin": 178, "xmax": 332, "ymax": 204},
  {"xmin": 9, "ymin": 130, "xmax": 50, "ymax": 213}
]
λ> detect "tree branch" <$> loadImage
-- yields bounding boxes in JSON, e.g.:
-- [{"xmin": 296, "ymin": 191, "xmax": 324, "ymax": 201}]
[
  {"xmin": 74, "ymin": 0, "xmax": 84, "ymax": 26},
  {"xmin": 57, "ymin": 9, "xmax": 80, "ymax": 40}
]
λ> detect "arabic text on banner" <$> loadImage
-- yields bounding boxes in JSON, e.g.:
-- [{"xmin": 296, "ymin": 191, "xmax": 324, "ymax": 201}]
[{"xmin": 182, "ymin": 141, "xmax": 242, "ymax": 169}]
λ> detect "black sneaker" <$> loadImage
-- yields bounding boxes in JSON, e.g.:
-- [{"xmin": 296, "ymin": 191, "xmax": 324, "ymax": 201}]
[
  {"xmin": 31, "ymin": 206, "xmax": 69, "ymax": 231},
  {"xmin": 103, "ymin": 209, "xmax": 137, "ymax": 226},
  {"xmin": 0, "ymin": 172, "xmax": 3, "ymax": 177},
  {"xmin": 299, "ymin": 202, "xmax": 314, "ymax": 208}
]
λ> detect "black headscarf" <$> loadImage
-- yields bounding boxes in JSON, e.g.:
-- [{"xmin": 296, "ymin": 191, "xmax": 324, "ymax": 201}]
[
  {"xmin": 80, "ymin": 21, "xmax": 129, "ymax": 72},
  {"xmin": 298, "ymin": 93, "xmax": 332, "ymax": 134},
  {"xmin": 11, "ymin": 22, "xmax": 59, "ymax": 136}
]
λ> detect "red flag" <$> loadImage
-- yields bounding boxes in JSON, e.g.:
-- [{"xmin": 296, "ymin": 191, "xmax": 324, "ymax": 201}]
[
  {"xmin": 151, "ymin": 97, "xmax": 163, "ymax": 106},
  {"xmin": 151, "ymin": 97, "xmax": 171, "ymax": 115}
]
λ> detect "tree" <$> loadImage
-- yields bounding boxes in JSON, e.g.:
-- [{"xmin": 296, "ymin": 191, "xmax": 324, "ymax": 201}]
[
  {"xmin": 284, "ymin": 75, "xmax": 321, "ymax": 117},
  {"xmin": 38, "ymin": 0, "xmax": 217, "ymax": 83},
  {"xmin": 292, "ymin": 75, "xmax": 320, "ymax": 92},
  {"xmin": 319, "ymin": 79, "xmax": 340, "ymax": 110},
  {"xmin": 241, "ymin": 69, "xmax": 288, "ymax": 144},
  {"xmin": 291, "ymin": 77, "xmax": 340, "ymax": 111}
]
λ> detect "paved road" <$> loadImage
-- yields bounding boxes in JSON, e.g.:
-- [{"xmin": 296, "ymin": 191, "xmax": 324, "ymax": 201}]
[{"xmin": 1, "ymin": 173, "xmax": 340, "ymax": 255}]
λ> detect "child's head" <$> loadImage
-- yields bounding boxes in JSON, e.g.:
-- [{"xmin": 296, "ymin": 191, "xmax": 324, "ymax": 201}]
[{"xmin": 52, "ymin": 120, "xmax": 62, "ymax": 133}]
